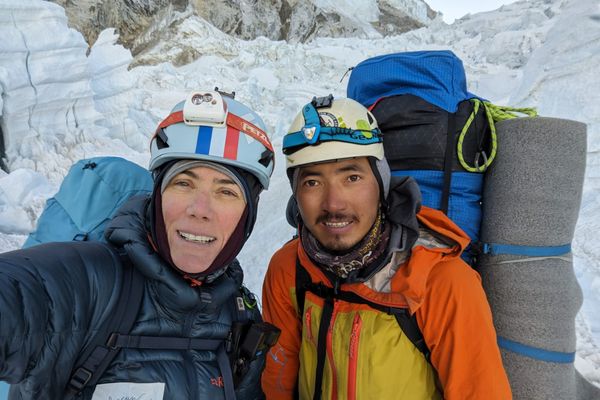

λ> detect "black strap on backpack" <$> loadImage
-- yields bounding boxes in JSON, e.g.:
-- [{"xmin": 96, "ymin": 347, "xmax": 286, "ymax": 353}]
[
  {"xmin": 65, "ymin": 255, "xmax": 144, "ymax": 399},
  {"xmin": 440, "ymin": 114, "xmax": 456, "ymax": 214},
  {"xmin": 295, "ymin": 258, "xmax": 430, "ymax": 400},
  {"xmin": 105, "ymin": 334, "xmax": 236, "ymax": 400}
]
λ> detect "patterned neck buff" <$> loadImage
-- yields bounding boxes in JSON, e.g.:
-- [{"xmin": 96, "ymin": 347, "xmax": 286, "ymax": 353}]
[{"xmin": 301, "ymin": 208, "xmax": 391, "ymax": 279}]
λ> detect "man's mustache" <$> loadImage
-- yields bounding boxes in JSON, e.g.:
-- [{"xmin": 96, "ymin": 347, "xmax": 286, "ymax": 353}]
[{"xmin": 316, "ymin": 213, "xmax": 357, "ymax": 224}]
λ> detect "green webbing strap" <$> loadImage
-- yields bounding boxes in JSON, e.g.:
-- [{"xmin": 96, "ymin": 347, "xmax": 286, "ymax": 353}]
[{"xmin": 457, "ymin": 99, "xmax": 537, "ymax": 172}]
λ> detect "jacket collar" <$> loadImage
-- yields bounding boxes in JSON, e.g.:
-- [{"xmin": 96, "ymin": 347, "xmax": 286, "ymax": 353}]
[{"xmin": 296, "ymin": 205, "xmax": 470, "ymax": 313}]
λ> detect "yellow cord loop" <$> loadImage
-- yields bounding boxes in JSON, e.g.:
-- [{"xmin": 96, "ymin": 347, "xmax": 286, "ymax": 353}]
[
  {"xmin": 457, "ymin": 99, "xmax": 537, "ymax": 172},
  {"xmin": 485, "ymin": 103, "xmax": 538, "ymax": 121}
]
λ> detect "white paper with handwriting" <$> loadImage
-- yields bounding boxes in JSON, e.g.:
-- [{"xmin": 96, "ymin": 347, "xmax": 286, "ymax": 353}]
[{"xmin": 91, "ymin": 382, "xmax": 165, "ymax": 400}]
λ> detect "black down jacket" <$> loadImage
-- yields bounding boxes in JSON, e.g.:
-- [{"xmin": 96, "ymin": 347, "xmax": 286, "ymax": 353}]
[{"xmin": 0, "ymin": 196, "xmax": 265, "ymax": 399}]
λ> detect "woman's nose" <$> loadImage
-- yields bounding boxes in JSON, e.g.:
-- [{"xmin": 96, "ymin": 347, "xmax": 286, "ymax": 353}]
[{"xmin": 186, "ymin": 190, "xmax": 213, "ymax": 219}]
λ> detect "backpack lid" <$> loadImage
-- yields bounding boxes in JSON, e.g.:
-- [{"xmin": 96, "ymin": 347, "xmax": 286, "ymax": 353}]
[{"xmin": 347, "ymin": 50, "xmax": 481, "ymax": 113}]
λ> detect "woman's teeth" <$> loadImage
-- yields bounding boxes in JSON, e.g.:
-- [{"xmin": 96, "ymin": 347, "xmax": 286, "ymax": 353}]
[{"xmin": 179, "ymin": 231, "xmax": 215, "ymax": 243}]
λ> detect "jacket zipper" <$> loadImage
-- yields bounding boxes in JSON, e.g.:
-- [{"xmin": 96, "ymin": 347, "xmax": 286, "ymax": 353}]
[
  {"xmin": 347, "ymin": 313, "xmax": 363, "ymax": 400},
  {"xmin": 326, "ymin": 301, "xmax": 339, "ymax": 400},
  {"xmin": 305, "ymin": 306, "xmax": 315, "ymax": 344}
]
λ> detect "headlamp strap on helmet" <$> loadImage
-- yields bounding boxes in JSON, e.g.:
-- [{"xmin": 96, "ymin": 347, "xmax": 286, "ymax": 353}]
[
  {"xmin": 227, "ymin": 113, "xmax": 274, "ymax": 153},
  {"xmin": 301, "ymin": 103, "xmax": 321, "ymax": 145},
  {"xmin": 151, "ymin": 111, "xmax": 184, "ymax": 149},
  {"xmin": 153, "ymin": 111, "xmax": 184, "ymax": 139},
  {"xmin": 152, "ymin": 109, "xmax": 274, "ymax": 154}
]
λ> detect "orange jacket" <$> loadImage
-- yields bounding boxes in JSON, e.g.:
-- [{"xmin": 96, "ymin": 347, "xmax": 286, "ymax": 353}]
[{"xmin": 261, "ymin": 206, "xmax": 511, "ymax": 399}]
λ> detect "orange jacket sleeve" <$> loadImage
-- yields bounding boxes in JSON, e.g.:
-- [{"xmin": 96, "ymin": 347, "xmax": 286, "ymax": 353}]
[
  {"xmin": 261, "ymin": 244, "xmax": 301, "ymax": 400},
  {"xmin": 416, "ymin": 258, "xmax": 512, "ymax": 399}
]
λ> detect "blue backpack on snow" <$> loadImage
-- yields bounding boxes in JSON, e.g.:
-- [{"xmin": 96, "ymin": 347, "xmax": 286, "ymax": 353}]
[{"xmin": 23, "ymin": 156, "xmax": 153, "ymax": 247}]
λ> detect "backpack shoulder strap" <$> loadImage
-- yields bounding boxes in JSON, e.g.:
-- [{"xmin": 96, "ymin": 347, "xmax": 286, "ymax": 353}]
[
  {"xmin": 65, "ymin": 257, "xmax": 275, "ymax": 400},
  {"xmin": 104, "ymin": 286, "xmax": 278, "ymax": 400},
  {"xmin": 393, "ymin": 310, "xmax": 430, "ymax": 360},
  {"xmin": 294, "ymin": 257, "xmax": 310, "ymax": 316},
  {"xmin": 295, "ymin": 257, "xmax": 431, "ymax": 400},
  {"xmin": 294, "ymin": 256, "xmax": 430, "ymax": 359},
  {"xmin": 105, "ymin": 334, "xmax": 236, "ymax": 400},
  {"xmin": 65, "ymin": 254, "xmax": 144, "ymax": 398}
]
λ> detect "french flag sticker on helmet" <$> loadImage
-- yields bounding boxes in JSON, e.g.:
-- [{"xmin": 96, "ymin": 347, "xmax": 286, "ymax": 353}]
[{"xmin": 195, "ymin": 125, "xmax": 240, "ymax": 160}]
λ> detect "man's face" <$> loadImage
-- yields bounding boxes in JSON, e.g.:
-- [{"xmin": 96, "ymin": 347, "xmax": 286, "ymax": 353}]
[
  {"xmin": 296, "ymin": 157, "xmax": 380, "ymax": 252},
  {"xmin": 162, "ymin": 166, "xmax": 246, "ymax": 273}
]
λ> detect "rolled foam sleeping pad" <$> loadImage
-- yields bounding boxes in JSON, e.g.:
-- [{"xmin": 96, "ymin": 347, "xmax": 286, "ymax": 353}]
[
  {"xmin": 480, "ymin": 117, "xmax": 586, "ymax": 246},
  {"xmin": 477, "ymin": 117, "xmax": 598, "ymax": 399},
  {"xmin": 478, "ymin": 254, "xmax": 582, "ymax": 399}
]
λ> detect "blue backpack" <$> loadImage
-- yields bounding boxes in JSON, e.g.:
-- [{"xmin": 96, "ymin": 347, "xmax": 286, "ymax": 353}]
[
  {"xmin": 23, "ymin": 156, "xmax": 153, "ymax": 248},
  {"xmin": 347, "ymin": 50, "xmax": 535, "ymax": 263}
]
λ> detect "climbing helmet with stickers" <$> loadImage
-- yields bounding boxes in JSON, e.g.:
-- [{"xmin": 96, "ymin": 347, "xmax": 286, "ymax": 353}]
[
  {"xmin": 283, "ymin": 95, "xmax": 384, "ymax": 171},
  {"xmin": 150, "ymin": 90, "xmax": 275, "ymax": 189}
]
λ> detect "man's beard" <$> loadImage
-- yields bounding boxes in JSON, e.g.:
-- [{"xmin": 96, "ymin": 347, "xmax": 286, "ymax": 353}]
[{"xmin": 315, "ymin": 212, "xmax": 360, "ymax": 251}]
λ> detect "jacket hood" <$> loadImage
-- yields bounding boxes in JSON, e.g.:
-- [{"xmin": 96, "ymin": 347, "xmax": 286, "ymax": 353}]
[
  {"xmin": 393, "ymin": 206, "xmax": 471, "ymax": 313},
  {"xmin": 104, "ymin": 195, "xmax": 244, "ymax": 312}
]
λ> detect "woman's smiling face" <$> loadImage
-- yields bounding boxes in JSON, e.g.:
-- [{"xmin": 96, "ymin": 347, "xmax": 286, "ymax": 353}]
[{"xmin": 161, "ymin": 166, "xmax": 246, "ymax": 274}]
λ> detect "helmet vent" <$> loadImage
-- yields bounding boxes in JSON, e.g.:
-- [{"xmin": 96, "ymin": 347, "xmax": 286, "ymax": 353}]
[
  {"xmin": 156, "ymin": 128, "xmax": 170, "ymax": 150},
  {"xmin": 259, "ymin": 149, "xmax": 274, "ymax": 167}
]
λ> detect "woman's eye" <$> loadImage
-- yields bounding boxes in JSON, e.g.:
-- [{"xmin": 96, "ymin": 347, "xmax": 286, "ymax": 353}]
[
  {"xmin": 174, "ymin": 180, "xmax": 190, "ymax": 187},
  {"xmin": 348, "ymin": 175, "xmax": 361, "ymax": 182},
  {"xmin": 220, "ymin": 188, "xmax": 240, "ymax": 197}
]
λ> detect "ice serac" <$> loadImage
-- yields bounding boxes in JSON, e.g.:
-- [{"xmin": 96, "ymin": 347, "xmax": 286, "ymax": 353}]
[
  {"xmin": 0, "ymin": 0, "xmax": 108, "ymax": 183},
  {"xmin": 88, "ymin": 29, "xmax": 148, "ymax": 153},
  {"xmin": 479, "ymin": 117, "xmax": 598, "ymax": 399}
]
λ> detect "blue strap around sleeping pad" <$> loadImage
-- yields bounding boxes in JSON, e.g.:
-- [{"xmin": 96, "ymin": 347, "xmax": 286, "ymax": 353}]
[
  {"xmin": 497, "ymin": 336, "xmax": 575, "ymax": 363},
  {"xmin": 482, "ymin": 243, "xmax": 571, "ymax": 257}
]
